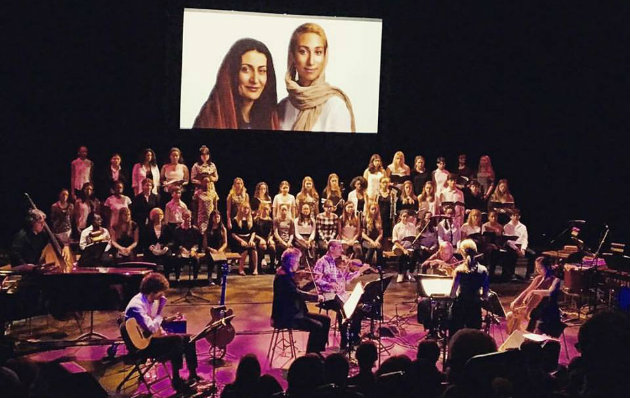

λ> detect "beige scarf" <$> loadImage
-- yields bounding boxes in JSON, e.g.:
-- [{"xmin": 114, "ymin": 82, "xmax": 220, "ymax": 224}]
[{"xmin": 285, "ymin": 52, "xmax": 356, "ymax": 132}]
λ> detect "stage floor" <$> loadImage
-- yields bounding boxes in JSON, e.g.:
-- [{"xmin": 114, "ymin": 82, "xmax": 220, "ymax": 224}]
[{"xmin": 7, "ymin": 266, "xmax": 582, "ymax": 397}]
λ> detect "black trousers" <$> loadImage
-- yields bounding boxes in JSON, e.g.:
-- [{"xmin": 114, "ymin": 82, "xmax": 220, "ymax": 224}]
[
  {"xmin": 291, "ymin": 312, "xmax": 331, "ymax": 353},
  {"xmin": 398, "ymin": 251, "xmax": 419, "ymax": 274},
  {"xmin": 143, "ymin": 334, "xmax": 197, "ymax": 376},
  {"xmin": 449, "ymin": 298, "xmax": 482, "ymax": 337}
]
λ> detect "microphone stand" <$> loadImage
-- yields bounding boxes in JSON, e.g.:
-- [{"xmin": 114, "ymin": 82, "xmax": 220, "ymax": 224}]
[
  {"xmin": 377, "ymin": 262, "xmax": 384, "ymax": 368},
  {"xmin": 589, "ymin": 225, "xmax": 609, "ymax": 314}
]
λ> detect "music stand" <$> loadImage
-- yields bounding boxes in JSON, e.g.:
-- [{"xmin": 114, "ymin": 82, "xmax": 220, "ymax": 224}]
[
  {"xmin": 77, "ymin": 242, "xmax": 108, "ymax": 267},
  {"xmin": 338, "ymin": 283, "xmax": 364, "ymax": 358},
  {"xmin": 171, "ymin": 254, "xmax": 211, "ymax": 304},
  {"xmin": 481, "ymin": 290, "xmax": 506, "ymax": 340},
  {"xmin": 360, "ymin": 276, "xmax": 393, "ymax": 361},
  {"xmin": 416, "ymin": 274, "xmax": 453, "ymax": 366}
]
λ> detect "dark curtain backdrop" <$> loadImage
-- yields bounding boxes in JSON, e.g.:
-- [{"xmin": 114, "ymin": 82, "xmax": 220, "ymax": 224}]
[{"xmin": 2, "ymin": 0, "xmax": 628, "ymax": 254}]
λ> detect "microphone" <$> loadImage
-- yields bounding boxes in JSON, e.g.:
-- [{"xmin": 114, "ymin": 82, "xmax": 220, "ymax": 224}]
[{"xmin": 569, "ymin": 219, "xmax": 586, "ymax": 224}]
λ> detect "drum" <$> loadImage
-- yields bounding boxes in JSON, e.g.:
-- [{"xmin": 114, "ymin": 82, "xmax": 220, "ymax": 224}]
[{"xmin": 564, "ymin": 263, "xmax": 593, "ymax": 294}]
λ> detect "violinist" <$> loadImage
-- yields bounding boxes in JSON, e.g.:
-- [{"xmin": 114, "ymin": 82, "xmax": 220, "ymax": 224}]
[
  {"xmin": 506, "ymin": 256, "xmax": 562, "ymax": 336},
  {"xmin": 313, "ymin": 240, "xmax": 371, "ymax": 349},
  {"xmin": 271, "ymin": 248, "xmax": 330, "ymax": 354},
  {"xmin": 11, "ymin": 209, "xmax": 71, "ymax": 266}
]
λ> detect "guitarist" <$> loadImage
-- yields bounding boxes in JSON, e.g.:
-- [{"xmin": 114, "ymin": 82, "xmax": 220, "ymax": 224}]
[
  {"xmin": 506, "ymin": 256, "xmax": 562, "ymax": 336},
  {"xmin": 124, "ymin": 272, "xmax": 203, "ymax": 392}
]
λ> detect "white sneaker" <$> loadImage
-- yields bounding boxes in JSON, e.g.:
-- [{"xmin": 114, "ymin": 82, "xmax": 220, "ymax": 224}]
[
  {"xmin": 261, "ymin": 258, "xmax": 267, "ymax": 267},
  {"xmin": 406, "ymin": 272, "xmax": 415, "ymax": 282},
  {"xmin": 396, "ymin": 274, "xmax": 404, "ymax": 283}
]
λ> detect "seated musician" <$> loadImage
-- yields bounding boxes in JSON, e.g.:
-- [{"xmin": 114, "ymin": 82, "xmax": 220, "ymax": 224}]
[
  {"xmin": 392, "ymin": 210, "xmax": 420, "ymax": 283},
  {"xmin": 313, "ymin": 240, "xmax": 371, "ymax": 349},
  {"xmin": 421, "ymin": 241, "xmax": 457, "ymax": 276},
  {"xmin": 502, "ymin": 208, "xmax": 535, "ymax": 281},
  {"xmin": 123, "ymin": 272, "xmax": 202, "ymax": 392},
  {"xmin": 171, "ymin": 210, "xmax": 203, "ymax": 282},
  {"xmin": 449, "ymin": 239, "xmax": 489, "ymax": 336},
  {"xmin": 271, "ymin": 248, "xmax": 330, "ymax": 354},
  {"xmin": 437, "ymin": 206, "xmax": 462, "ymax": 249},
  {"xmin": 506, "ymin": 256, "xmax": 563, "ymax": 336},
  {"xmin": 78, "ymin": 212, "xmax": 113, "ymax": 266},
  {"xmin": 10, "ymin": 209, "xmax": 72, "ymax": 267}
]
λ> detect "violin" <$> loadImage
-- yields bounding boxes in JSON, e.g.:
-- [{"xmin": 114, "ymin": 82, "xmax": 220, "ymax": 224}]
[{"xmin": 336, "ymin": 255, "xmax": 378, "ymax": 274}]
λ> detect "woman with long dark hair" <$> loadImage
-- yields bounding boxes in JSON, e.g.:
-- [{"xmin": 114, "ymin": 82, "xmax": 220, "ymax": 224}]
[
  {"xmin": 131, "ymin": 148, "xmax": 160, "ymax": 196},
  {"xmin": 194, "ymin": 38, "xmax": 278, "ymax": 130}
]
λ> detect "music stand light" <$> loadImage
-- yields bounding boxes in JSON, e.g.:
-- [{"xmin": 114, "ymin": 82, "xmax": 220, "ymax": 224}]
[{"xmin": 416, "ymin": 274, "xmax": 453, "ymax": 298}]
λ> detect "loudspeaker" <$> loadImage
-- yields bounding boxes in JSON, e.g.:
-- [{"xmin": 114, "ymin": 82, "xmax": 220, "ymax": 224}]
[{"xmin": 35, "ymin": 362, "xmax": 107, "ymax": 398}]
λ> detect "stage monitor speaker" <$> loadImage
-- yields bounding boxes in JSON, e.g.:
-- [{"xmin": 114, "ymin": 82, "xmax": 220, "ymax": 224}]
[{"xmin": 35, "ymin": 362, "xmax": 107, "ymax": 398}]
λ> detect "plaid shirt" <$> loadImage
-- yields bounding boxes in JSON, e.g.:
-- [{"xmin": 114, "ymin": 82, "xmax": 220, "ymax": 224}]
[
  {"xmin": 316, "ymin": 212, "xmax": 338, "ymax": 243},
  {"xmin": 313, "ymin": 254, "xmax": 361, "ymax": 301}
]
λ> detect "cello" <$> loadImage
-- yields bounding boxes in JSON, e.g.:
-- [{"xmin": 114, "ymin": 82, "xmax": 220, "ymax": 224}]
[
  {"xmin": 24, "ymin": 193, "xmax": 73, "ymax": 272},
  {"xmin": 206, "ymin": 261, "xmax": 236, "ymax": 359}
]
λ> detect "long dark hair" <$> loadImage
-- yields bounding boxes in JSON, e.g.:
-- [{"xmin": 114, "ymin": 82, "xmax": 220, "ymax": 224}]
[{"xmin": 194, "ymin": 38, "xmax": 278, "ymax": 130}]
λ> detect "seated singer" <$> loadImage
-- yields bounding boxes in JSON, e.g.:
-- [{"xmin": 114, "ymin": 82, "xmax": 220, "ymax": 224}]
[
  {"xmin": 123, "ymin": 272, "xmax": 202, "ymax": 393},
  {"xmin": 449, "ymin": 239, "xmax": 489, "ymax": 336},
  {"xmin": 313, "ymin": 240, "xmax": 371, "ymax": 349},
  {"xmin": 392, "ymin": 210, "xmax": 420, "ymax": 283},
  {"xmin": 272, "ymin": 248, "xmax": 330, "ymax": 354}
]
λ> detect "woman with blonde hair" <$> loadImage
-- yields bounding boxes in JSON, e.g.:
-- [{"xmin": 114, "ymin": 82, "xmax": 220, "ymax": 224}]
[
  {"xmin": 386, "ymin": 151, "xmax": 411, "ymax": 191},
  {"xmin": 398, "ymin": 180, "xmax": 417, "ymax": 214},
  {"xmin": 296, "ymin": 176, "xmax": 320, "ymax": 217},
  {"xmin": 226, "ymin": 177, "xmax": 250, "ymax": 230},
  {"xmin": 461, "ymin": 209, "xmax": 482, "ymax": 240},
  {"xmin": 278, "ymin": 23, "xmax": 355, "ymax": 132},
  {"xmin": 160, "ymin": 147, "xmax": 189, "ymax": 202},
  {"xmin": 231, "ymin": 202, "xmax": 257, "ymax": 275},
  {"xmin": 449, "ymin": 239, "xmax": 489, "ymax": 335}
]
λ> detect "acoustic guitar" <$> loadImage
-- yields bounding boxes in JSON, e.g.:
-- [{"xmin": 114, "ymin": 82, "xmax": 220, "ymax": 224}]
[{"xmin": 124, "ymin": 314, "xmax": 181, "ymax": 350}]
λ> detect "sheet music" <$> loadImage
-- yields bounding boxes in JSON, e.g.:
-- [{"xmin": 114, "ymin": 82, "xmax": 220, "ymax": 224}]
[{"xmin": 342, "ymin": 282, "xmax": 364, "ymax": 320}]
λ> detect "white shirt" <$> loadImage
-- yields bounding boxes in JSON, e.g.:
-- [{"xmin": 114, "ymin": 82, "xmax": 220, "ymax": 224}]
[
  {"xmin": 278, "ymin": 96, "xmax": 352, "ymax": 133},
  {"xmin": 504, "ymin": 221, "xmax": 528, "ymax": 251},
  {"xmin": 71, "ymin": 158, "xmax": 92, "ymax": 191},
  {"xmin": 132, "ymin": 163, "xmax": 160, "ymax": 196},
  {"xmin": 124, "ymin": 293, "xmax": 164, "ymax": 334},
  {"xmin": 433, "ymin": 169, "xmax": 449, "ymax": 197},
  {"xmin": 438, "ymin": 219, "xmax": 461, "ymax": 248},
  {"xmin": 79, "ymin": 225, "xmax": 112, "ymax": 252},
  {"xmin": 392, "ymin": 221, "xmax": 417, "ymax": 244},
  {"xmin": 104, "ymin": 195, "xmax": 132, "ymax": 228}
]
